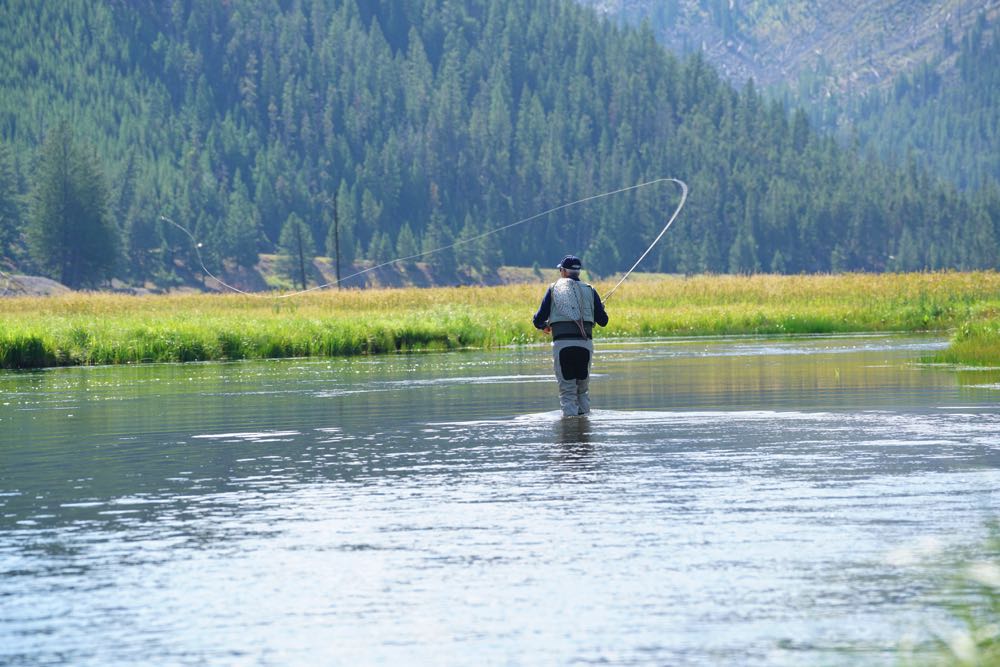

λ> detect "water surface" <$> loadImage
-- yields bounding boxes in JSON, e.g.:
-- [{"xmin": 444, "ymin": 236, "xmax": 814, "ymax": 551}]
[{"xmin": 1, "ymin": 335, "xmax": 998, "ymax": 665}]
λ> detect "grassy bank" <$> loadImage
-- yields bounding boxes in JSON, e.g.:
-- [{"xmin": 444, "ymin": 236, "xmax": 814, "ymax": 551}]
[
  {"xmin": 932, "ymin": 316, "xmax": 1000, "ymax": 366},
  {"xmin": 2, "ymin": 272, "xmax": 999, "ymax": 369}
]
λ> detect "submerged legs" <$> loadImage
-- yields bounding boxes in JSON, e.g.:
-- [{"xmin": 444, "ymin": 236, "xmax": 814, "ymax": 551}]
[{"xmin": 553, "ymin": 341, "xmax": 594, "ymax": 417}]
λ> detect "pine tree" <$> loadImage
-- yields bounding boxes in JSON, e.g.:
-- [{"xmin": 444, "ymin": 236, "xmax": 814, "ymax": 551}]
[
  {"xmin": 894, "ymin": 226, "xmax": 922, "ymax": 271},
  {"xmin": 122, "ymin": 182, "xmax": 163, "ymax": 284},
  {"xmin": 728, "ymin": 204, "xmax": 760, "ymax": 274},
  {"xmin": 422, "ymin": 210, "xmax": 455, "ymax": 280},
  {"xmin": 586, "ymin": 229, "xmax": 620, "ymax": 278},
  {"xmin": 360, "ymin": 188, "xmax": 383, "ymax": 247},
  {"xmin": 456, "ymin": 214, "xmax": 483, "ymax": 275},
  {"xmin": 26, "ymin": 122, "xmax": 119, "ymax": 287},
  {"xmin": 478, "ymin": 217, "xmax": 504, "ymax": 273},
  {"xmin": 366, "ymin": 230, "xmax": 393, "ymax": 264},
  {"xmin": 395, "ymin": 222, "xmax": 420, "ymax": 267},
  {"xmin": 0, "ymin": 142, "xmax": 22, "ymax": 263},
  {"xmin": 326, "ymin": 181, "xmax": 356, "ymax": 275},
  {"xmin": 223, "ymin": 171, "xmax": 260, "ymax": 269},
  {"xmin": 277, "ymin": 212, "xmax": 314, "ymax": 290}
]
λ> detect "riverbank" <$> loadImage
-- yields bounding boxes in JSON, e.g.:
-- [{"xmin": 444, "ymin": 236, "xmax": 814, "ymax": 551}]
[{"xmin": 2, "ymin": 272, "xmax": 998, "ymax": 369}]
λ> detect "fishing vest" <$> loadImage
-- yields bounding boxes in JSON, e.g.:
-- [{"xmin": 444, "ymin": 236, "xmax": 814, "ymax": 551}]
[{"xmin": 548, "ymin": 278, "xmax": 596, "ymax": 325}]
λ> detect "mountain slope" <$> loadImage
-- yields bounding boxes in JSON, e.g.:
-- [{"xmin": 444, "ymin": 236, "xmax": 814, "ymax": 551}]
[
  {"xmin": 578, "ymin": 0, "xmax": 1000, "ymax": 191},
  {"xmin": 842, "ymin": 12, "xmax": 1000, "ymax": 191},
  {"xmin": 578, "ymin": 0, "xmax": 1000, "ymax": 97}
]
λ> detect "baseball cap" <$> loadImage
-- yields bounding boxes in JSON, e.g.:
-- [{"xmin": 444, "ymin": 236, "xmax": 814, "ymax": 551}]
[{"xmin": 556, "ymin": 255, "xmax": 582, "ymax": 270}]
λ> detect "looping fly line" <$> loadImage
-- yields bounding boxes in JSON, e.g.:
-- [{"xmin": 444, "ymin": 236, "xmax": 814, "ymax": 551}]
[{"xmin": 161, "ymin": 176, "xmax": 688, "ymax": 301}]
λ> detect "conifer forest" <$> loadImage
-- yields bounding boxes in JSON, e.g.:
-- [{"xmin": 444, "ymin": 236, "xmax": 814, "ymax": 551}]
[{"xmin": 1, "ymin": 0, "xmax": 998, "ymax": 289}]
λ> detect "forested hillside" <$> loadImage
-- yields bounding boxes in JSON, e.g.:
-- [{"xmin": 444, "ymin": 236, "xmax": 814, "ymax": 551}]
[
  {"xmin": 842, "ymin": 13, "xmax": 1000, "ymax": 191},
  {"xmin": 579, "ymin": 1, "xmax": 1000, "ymax": 192},
  {"xmin": 0, "ymin": 0, "xmax": 997, "ymax": 290},
  {"xmin": 579, "ymin": 1, "xmax": 999, "ymax": 97}
]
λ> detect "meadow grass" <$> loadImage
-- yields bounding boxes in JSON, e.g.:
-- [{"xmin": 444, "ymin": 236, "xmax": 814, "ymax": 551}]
[{"xmin": 1, "ymin": 272, "xmax": 999, "ymax": 369}]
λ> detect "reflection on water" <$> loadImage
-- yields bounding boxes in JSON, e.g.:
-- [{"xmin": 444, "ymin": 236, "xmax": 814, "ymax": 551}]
[{"xmin": 1, "ymin": 335, "xmax": 998, "ymax": 665}]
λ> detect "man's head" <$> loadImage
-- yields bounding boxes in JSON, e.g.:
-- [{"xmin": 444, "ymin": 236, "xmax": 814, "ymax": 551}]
[{"xmin": 557, "ymin": 255, "xmax": 582, "ymax": 277}]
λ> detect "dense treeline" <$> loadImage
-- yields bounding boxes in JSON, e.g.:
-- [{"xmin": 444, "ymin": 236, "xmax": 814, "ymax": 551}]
[{"xmin": 0, "ymin": 0, "xmax": 997, "ymax": 289}]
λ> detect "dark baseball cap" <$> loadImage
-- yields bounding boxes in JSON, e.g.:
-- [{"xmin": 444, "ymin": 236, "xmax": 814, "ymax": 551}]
[{"xmin": 557, "ymin": 255, "xmax": 582, "ymax": 270}]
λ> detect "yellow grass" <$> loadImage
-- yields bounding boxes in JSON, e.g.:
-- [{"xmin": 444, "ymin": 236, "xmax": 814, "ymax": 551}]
[{"xmin": 2, "ymin": 272, "xmax": 999, "ymax": 368}]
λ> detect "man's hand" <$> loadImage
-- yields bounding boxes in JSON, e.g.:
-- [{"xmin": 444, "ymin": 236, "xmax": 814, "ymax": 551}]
[{"xmin": 543, "ymin": 326, "xmax": 551, "ymax": 335}]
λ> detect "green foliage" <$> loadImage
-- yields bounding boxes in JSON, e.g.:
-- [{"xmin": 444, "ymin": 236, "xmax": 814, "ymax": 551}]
[
  {"xmin": 223, "ymin": 171, "xmax": 260, "ymax": 269},
  {"xmin": 276, "ymin": 213, "xmax": 315, "ymax": 290},
  {"xmin": 0, "ymin": 141, "xmax": 22, "ymax": 264},
  {"xmin": 395, "ymin": 222, "xmax": 420, "ymax": 266},
  {"xmin": 0, "ymin": 331, "xmax": 55, "ymax": 369},
  {"xmin": 422, "ymin": 210, "xmax": 456, "ymax": 279},
  {"xmin": 0, "ymin": 0, "xmax": 996, "ymax": 287},
  {"xmin": 26, "ymin": 122, "xmax": 119, "ymax": 287},
  {"xmin": 586, "ymin": 229, "xmax": 620, "ymax": 278},
  {"xmin": 934, "ymin": 317, "xmax": 1000, "ymax": 367}
]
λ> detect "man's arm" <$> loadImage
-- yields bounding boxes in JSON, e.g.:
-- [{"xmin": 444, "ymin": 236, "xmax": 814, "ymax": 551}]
[
  {"xmin": 533, "ymin": 288, "xmax": 553, "ymax": 329},
  {"xmin": 593, "ymin": 290, "xmax": 609, "ymax": 327}
]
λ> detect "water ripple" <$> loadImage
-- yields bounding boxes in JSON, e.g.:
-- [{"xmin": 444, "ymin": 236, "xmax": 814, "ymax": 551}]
[{"xmin": 1, "ymin": 336, "xmax": 998, "ymax": 665}]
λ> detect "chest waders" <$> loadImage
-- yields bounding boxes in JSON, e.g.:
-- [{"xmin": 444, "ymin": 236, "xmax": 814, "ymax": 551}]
[{"xmin": 549, "ymin": 278, "xmax": 596, "ymax": 417}]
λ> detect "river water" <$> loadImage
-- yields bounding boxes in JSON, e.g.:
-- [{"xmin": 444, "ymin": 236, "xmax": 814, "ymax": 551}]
[{"xmin": 1, "ymin": 335, "xmax": 998, "ymax": 665}]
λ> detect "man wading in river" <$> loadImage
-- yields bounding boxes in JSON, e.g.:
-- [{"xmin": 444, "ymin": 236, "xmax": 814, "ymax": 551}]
[{"xmin": 533, "ymin": 255, "xmax": 609, "ymax": 417}]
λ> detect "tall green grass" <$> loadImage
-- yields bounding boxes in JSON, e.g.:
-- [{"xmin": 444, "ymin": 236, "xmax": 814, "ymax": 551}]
[
  {"xmin": 933, "ymin": 316, "xmax": 1000, "ymax": 367},
  {"xmin": 2, "ymin": 272, "xmax": 999, "ymax": 369}
]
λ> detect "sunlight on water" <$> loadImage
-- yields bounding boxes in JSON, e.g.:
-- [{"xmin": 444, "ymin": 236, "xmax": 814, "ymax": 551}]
[{"xmin": 1, "ymin": 335, "xmax": 998, "ymax": 665}]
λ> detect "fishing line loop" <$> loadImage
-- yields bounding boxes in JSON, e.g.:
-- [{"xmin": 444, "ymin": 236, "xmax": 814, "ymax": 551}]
[
  {"xmin": 161, "ymin": 176, "xmax": 687, "ymax": 300},
  {"xmin": 602, "ymin": 178, "xmax": 687, "ymax": 302}
]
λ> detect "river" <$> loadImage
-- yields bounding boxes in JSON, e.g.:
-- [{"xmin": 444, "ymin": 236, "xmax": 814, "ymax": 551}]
[{"xmin": 1, "ymin": 334, "xmax": 998, "ymax": 665}]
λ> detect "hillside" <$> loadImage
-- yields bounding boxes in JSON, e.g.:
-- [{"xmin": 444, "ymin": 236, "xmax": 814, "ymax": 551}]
[
  {"xmin": 843, "ymin": 12, "xmax": 1000, "ymax": 190},
  {"xmin": 577, "ymin": 0, "xmax": 1000, "ymax": 190},
  {"xmin": 0, "ymin": 0, "xmax": 998, "ymax": 291},
  {"xmin": 578, "ymin": 0, "xmax": 1000, "ymax": 97}
]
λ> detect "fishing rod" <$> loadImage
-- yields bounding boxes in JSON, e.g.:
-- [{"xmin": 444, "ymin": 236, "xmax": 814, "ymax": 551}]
[{"xmin": 161, "ymin": 176, "xmax": 687, "ymax": 300}]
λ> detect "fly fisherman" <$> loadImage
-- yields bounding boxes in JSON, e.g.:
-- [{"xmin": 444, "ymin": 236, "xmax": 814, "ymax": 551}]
[{"xmin": 533, "ymin": 255, "xmax": 609, "ymax": 417}]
